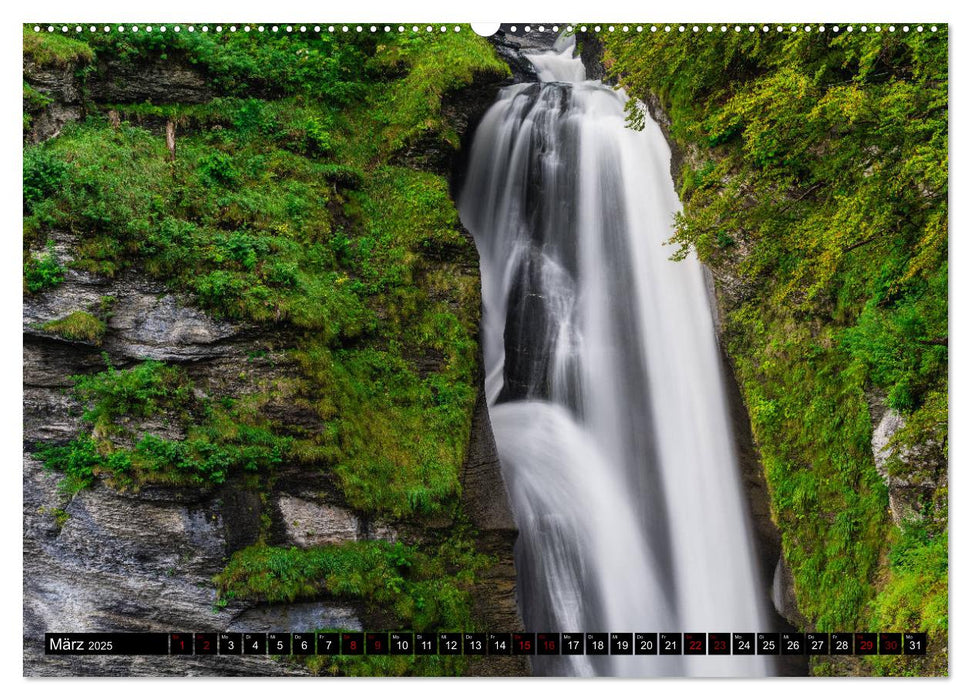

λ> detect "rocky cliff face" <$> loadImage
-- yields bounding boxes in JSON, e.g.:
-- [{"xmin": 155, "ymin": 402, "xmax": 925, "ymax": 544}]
[
  {"xmin": 23, "ymin": 59, "xmax": 84, "ymax": 144},
  {"xmin": 23, "ymin": 253, "xmax": 314, "ymax": 676},
  {"xmin": 867, "ymin": 392, "xmax": 947, "ymax": 528},
  {"xmin": 23, "ymin": 237, "xmax": 361, "ymax": 675},
  {"xmin": 23, "ymin": 45, "xmax": 525, "ymax": 677}
]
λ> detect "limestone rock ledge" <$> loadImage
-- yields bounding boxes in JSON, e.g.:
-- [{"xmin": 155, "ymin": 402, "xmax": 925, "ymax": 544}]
[{"xmin": 868, "ymin": 397, "xmax": 946, "ymax": 527}]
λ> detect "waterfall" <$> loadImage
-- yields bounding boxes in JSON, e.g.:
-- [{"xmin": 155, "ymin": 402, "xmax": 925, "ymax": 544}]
[{"xmin": 458, "ymin": 35, "xmax": 772, "ymax": 677}]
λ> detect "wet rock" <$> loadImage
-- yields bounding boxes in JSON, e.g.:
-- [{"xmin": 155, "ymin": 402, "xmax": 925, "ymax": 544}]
[
  {"xmin": 489, "ymin": 27, "xmax": 556, "ymax": 83},
  {"xmin": 574, "ymin": 31, "xmax": 607, "ymax": 82},
  {"xmin": 277, "ymin": 495, "xmax": 360, "ymax": 547},
  {"xmin": 23, "ymin": 452, "xmax": 298, "ymax": 676},
  {"xmin": 23, "ymin": 342, "xmax": 88, "ymax": 444},
  {"xmin": 86, "ymin": 56, "xmax": 212, "ymax": 105},
  {"xmin": 496, "ymin": 247, "xmax": 558, "ymax": 404},
  {"xmin": 461, "ymin": 387, "xmax": 529, "ymax": 676},
  {"xmin": 23, "ymin": 60, "xmax": 84, "ymax": 143},
  {"xmin": 23, "ymin": 252, "xmax": 259, "ymax": 449},
  {"xmin": 870, "ymin": 405, "xmax": 941, "ymax": 525},
  {"xmin": 771, "ymin": 555, "xmax": 807, "ymax": 628},
  {"xmin": 228, "ymin": 603, "xmax": 362, "ymax": 633},
  {"xmin": 461, "ymin": 389, "xmax": 517, "ymax": 535},
  {"xmin": 24, "ymin": 237, "xmax": 240, "ymax": 365},
  {"xmin": 104, "ymin": 292, "xmax": 238, "ymax": 362},
  {"xmin": 22, "ymin": 268, "xmax": 311, "ymax": 676},
  {"xmin": 363, "ymin": 519, "xmax": 401, "ymax": 543}
]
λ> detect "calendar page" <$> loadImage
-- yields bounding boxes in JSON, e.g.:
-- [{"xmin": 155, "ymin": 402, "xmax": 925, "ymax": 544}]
[{"xmin": 22, "ymin": 19, "xmax": 948, "ymax": 679}]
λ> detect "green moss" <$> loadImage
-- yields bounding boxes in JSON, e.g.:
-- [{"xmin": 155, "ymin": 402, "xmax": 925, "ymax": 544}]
[
  {"xmin": 50, "ymin": 507, "xmax": 70, "ymax": 529},
  {"xmin": 215, "ymin": 535, "xmax": 490, "ymax": 675},
  {"xmin": 292, "ymin": 345, "xmax": 475, "ymax": 517},
  {"xmin": 368, "ymin": 31, "xmax": 510, "ymax": 151},
  {"xmin": 871, "ymin": 523, "xmax": 948, "ymax": 631},
  {"xmin": 41, "ymin": 310, "xmax": 106, "ymax": 344},
  {"xmin": 23, "ymin": 81, "xmax": 52, "ymax": 115},
  {"xmin": 23, "ymin": 26, "xmax": 500, "ymax": 517},
  {"xmin": 23, "ymin": 27, "xmax": 94, "ymax": 67},
  {"xmin": 728, "ymin": 311, "xmax": 889, "ymax": 631},
  {"xmin": 38, "ymin": 360, "xmax": 292, "ymax": 492},
  {"xmin": 26, "ymin": 31, "xmax": 505, "ymax": 669}
]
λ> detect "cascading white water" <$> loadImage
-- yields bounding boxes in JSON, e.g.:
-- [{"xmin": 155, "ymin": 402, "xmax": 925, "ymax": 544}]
[{"xmin": 458, "ymin": 35, "xmax": 772, "ymax": 677}]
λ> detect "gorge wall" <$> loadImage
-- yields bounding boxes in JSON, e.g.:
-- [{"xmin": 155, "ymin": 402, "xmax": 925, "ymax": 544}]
[
  {"xmin": 592, "ymin": 28, "xmax": 948, "ymax": 676},
  {"xmin": 23, "ymin": 28, "xmax": 525, "ymax": 677}
]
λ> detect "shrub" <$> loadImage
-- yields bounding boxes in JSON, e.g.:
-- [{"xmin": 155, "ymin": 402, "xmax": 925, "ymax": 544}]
[
  {"xmin": 301, "ymin": 115, "xmax": 333, "ymax": 156},
  {"xmin": 198, "ymin": 151, "xmax": 240, "ymax": 187},
  {"xmin": 73, "ymin": 359, "xmax": 191, "ymax": 432},
  {"xmin": 24, "ymin": 148, "xmax": 67, "ymax": 213},
  {"xmin": 36, "ymin": 435, "xmax": 102, "ymax": 495},
  {"xmin": 24, "ymin": 241, "xmax": 65, "ymax": 293}
]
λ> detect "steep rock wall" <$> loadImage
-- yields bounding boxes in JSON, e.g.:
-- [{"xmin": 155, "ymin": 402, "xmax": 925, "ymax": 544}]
[{"xmin": 23, "ymin": 41, "xmax": 525, "ymax": 677}]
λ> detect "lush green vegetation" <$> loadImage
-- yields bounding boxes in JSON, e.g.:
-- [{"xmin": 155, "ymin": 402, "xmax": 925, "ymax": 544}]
[
  {"xmin": 38, "ymin": 359, "xmax": 292, "ymax": 494},
  {"xmin": 40, "ymin": 310, "xmax": 106, "ymax": 344},
  {"xmin": 24, "ymin": 241, "xmax": 65, "ymax": 293},
  {"xmin": 215, "ymin": 535, "xmax": 489, "ymax": 675},
  {"xmin": 23, "ymin": 28, "xmax": 94, "ymax": 67},
  {"xmin": 25, "ymin": 27, "xmax": 507, "ymax": 518},
  {"xmin": 25, "ymin": 27, "xmax": 509, "ymax": 677},
  {"xmin": 603, "ymin": 28, "xmax": 947, "ymax": 674},
  {"xmin": 22, "ymin": 28, "xmax": 94, "ymax": 133},
  {"xmin": 215, "ymin": 537, "xmax": 486, "ymax": 629},
  {"xmin": 72, "ymin": 359, "xmax": 191, "ymax": 431}
]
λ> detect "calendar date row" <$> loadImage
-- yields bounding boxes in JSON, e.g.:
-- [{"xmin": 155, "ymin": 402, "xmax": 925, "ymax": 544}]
[{"xmin": 46, "ymin": 631, "xmax": 927, "ymax": 656}]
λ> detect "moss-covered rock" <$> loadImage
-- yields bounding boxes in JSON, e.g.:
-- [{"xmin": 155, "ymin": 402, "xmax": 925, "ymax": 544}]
[{"xmin": 23, "ymin": 25, "xmax": 522, "ymax": 677}]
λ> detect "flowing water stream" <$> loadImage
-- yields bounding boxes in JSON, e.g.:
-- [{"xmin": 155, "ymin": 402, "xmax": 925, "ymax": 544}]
[{"xmin": 458, "ymin": 35, "xmax": 771, "ymax": 677}]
